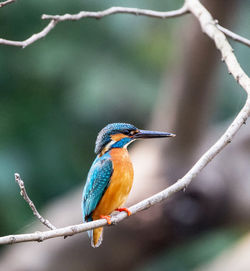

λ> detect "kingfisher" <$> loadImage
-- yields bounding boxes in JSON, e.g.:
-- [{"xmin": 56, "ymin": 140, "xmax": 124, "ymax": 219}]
[{"xmin": 82, "ymin": 123, "xmax": 175, "ymax": 247}]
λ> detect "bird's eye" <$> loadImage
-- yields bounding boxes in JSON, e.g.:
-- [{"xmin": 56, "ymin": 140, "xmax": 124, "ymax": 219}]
[
  {"xmin": 123, "ymin": 129, "xmax": 138, "ymax": 136},
  {"xmin": 123, "ymin": 130, "xmax": 130, "ymax": 135}
]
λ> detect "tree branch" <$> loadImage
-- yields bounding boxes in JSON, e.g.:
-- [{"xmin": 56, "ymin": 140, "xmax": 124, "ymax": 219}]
[
  {"xmin": 1, "ymin": 4, "xmax": 249, "ymax": 49},
  {"xmin": 41, "ymin": 5, "xmax": 189, "ymax": 21},
  {"xmin": 0, "ymin": 20, "xmax": 57, "ymax": 48},
  {"xmin": 0, "ymin": 0, "xmax": 250, "ymax": 246},
  {"xmin": 0, "ymin": 5, "xmax": 188, "ymax": 48},
  {"xmin": 186, "ymin": 0, "xmax": 250, "ymax": 92},
  {"xmin": 15, "ymin": 173, "xmax": 56, "ymax": 230},
  {"xmin": 0, "ymin": 0, "xmax": 16, "ymax": 8},
  {"xmin": 216, "ymin": 23, "xmax": 250, "ymax": 48}
]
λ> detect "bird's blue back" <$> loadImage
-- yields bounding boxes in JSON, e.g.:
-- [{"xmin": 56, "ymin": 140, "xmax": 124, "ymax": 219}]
[{"xmin": 82, "ymin": 152, "xmax": 113, "ymax": 222}]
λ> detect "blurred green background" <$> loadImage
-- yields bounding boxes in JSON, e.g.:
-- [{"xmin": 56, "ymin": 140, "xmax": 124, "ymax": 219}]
[
  {"xmin": 0, "ymin": 0, "xmax": 184, "ymax": 235},
  {"xmin": 0, "ymin": 0, "xmax": 249, "ymax": 270}
]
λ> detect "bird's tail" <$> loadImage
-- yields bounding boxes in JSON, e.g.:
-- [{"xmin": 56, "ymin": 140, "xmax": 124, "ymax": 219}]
[
  {"xmin": 88, "ymin": 227, "xmax": 103, "ymax": 248},
  {"xmin": 84, "ymin": 215, "xmax": 103, "ymax": 248}
]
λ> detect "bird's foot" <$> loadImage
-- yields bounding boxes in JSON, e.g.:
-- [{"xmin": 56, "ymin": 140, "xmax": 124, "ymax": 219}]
[
  {"xmin": 100, "ymin": 215, "xmax": 111, "ymax": 225},
  {"xmin": 115, "ymin": 207, "xmax": 131, "ymax": 216}
]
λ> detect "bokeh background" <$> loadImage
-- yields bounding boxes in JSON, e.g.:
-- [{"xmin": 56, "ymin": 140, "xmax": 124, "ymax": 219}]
[{"xmin": 0, "ymin": 0, "xmax": 250, "ymax": 270}]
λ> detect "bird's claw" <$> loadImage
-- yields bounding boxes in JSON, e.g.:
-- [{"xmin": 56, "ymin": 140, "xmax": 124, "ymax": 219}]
[
  {"xmin": 100, "ymin": 215, "xmax": 111, "ymax": 225},
  {"xmin": 115, "ymin": 207, "xmax": 131, "ymax": 216}
]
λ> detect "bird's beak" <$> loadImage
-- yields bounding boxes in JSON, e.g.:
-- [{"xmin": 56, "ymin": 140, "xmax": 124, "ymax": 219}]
[{"xmin": 133, "ymin": 129, "xmax": 176, "ymax": 139}]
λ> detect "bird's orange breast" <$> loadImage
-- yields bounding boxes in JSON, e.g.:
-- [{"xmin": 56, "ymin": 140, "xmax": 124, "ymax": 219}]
[{"xmin": 92, "ymin": 148, "xmax": 133, "ymax": 220}]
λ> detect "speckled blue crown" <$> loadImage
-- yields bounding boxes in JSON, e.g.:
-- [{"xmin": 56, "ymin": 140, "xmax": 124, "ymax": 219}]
[{"xmin": 95, "ymin": 123, "xmax": 137, "ymax": 154}]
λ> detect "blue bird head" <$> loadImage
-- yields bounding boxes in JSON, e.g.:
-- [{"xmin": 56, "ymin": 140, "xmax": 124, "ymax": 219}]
[{"xmin": 95, "ymin": 123, "xmax": 175, "ymax": 155}]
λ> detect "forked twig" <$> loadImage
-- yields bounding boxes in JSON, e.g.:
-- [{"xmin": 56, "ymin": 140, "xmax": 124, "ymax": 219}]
[{"xmin": 217, "ymin": 23, "xmax": 250, "ymax": 48}]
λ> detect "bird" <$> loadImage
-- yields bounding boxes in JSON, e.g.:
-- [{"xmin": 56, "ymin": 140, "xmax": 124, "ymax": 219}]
[{"xmin": 82, "ymin": 123, "xmax": 175, "ymax": 247}]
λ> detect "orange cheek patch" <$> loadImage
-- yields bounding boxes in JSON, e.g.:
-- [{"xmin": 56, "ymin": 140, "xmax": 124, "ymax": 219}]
[{"xmin": 111, "ymin": 133, "xmax": 128, "ymax": 141}]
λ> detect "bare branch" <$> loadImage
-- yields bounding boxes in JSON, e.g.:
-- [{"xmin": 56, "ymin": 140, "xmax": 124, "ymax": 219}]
[
  {"xmin": 186, "ymin": 0, "xmax": 250, "ymax": 93},
  {"xmin": 15, "ymin": 173, "xmax": 56, "ymax": 230},
  {"xmin": 0, "ymin": 20, "xmax": 57, "ymax": 48},
  {"xmin": 217, "ymin": 24, "xmax": 250, "ymax": 48},
  {"xmin": 1, "ymin": 4, "xmax": 249, "ymax": 50},
  {"xmin": 0, "ymin": 0, "xmax": 250, "ymax": 246},
  {"xmin": 42, "ymin": 5, "xmax": 189, "ymax": 21},
  {"xmin": 0, "ymin": 5, "xmax": 188, "ymax": 48},
  {"xmin": 0, "ymin": 0, "xmax": 16, "ymax": 8}
]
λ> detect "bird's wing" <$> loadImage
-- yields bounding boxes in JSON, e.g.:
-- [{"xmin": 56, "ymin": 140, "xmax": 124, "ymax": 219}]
[{"xmin": 82, "ymin": 153, "xmax": 113, "ymax": 221}]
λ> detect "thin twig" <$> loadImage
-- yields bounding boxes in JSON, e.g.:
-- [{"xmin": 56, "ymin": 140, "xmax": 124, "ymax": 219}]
[
  {"xmin": 217, "ymin": 24, "xmax": 250, "ymax": 48},
  {"xmin": 1, "ymin": 4, "xmax": 249, "ymax": 49},
  {"xmin": 0, "ymin": 20, "xmax": 57, "ymax": 48},
  {"xmin": 0, "ymin": 5, "xmax": 188, "ymax": 47},
  {"xmin": 41, "ymin": 5, "xmax": 189, "ymax": 21},
  {"xmin": 0, "ymin": 0, "xmax": 16, "ymax": 8},
  {"xmin": 15, "ymin": 173, "xmax": 56, "ymax": 230}
]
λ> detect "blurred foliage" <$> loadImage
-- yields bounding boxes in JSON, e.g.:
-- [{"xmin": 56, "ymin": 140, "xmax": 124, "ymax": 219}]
[
  {"xmin": 0, "ymin": 0, "xmax": 249, "ymax": 268},
  {"xmin": 0, "ymin": 0, "xmax": 183, "ymax": 235}
]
